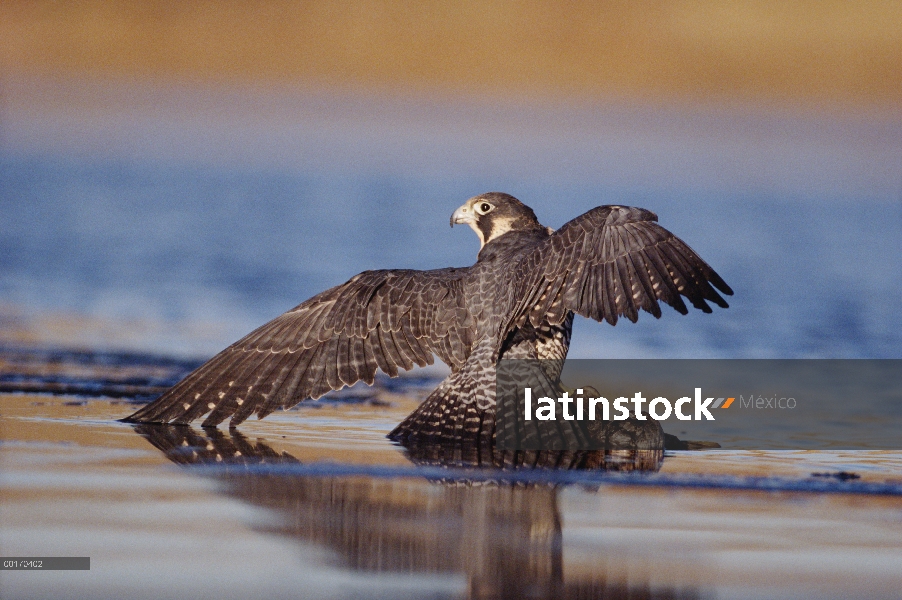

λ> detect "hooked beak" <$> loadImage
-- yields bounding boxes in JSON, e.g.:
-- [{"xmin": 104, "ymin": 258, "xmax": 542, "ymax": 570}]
[{"xmin": 450, "ymin": 203, "xmax": 475, "ymax": 227}]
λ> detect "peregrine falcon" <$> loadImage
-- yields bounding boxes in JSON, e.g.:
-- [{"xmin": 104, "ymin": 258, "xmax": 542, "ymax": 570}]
[{"xmin": 125, "ymin": 193, "xmax": 733, "ymax": 443}]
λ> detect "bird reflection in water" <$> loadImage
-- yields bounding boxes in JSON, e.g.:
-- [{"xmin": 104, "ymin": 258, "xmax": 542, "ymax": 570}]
[{"xmin": 132, "ymin": 424, "xmax": 698, "ymax": 600}]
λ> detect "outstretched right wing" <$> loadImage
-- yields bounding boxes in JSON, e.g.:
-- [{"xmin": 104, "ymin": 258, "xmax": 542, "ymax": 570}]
[{"xmin": 125, "ymin": 268, "xmax": 474, "ymax": 427}]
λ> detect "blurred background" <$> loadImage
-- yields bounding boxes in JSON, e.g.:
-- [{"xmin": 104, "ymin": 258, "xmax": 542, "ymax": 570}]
[{"xmin": 1, "ymin": 1, "xmax": 900, "ymax": 359}]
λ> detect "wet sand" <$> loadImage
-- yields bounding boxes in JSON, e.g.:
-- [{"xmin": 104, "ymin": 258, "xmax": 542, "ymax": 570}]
[{"xmin": 2, "ymin": 349, "xmax": 901, "ymax": 599}]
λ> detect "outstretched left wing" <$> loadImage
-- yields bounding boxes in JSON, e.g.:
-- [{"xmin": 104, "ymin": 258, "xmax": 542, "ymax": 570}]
[{"xmin": 508, "ymin": 205, "xmax": 733, "ymax": 330}]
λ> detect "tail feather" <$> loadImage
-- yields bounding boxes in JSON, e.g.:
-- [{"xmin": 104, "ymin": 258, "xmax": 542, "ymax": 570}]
[{"xmin": 389, "ymin": 371, "xmax": 492, "ymax": 443}]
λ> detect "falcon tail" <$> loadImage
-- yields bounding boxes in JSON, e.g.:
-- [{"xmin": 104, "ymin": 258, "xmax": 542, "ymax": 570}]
[{"xmin": 388, "ymin": 371, "xmax": 494, "ymax": 444}]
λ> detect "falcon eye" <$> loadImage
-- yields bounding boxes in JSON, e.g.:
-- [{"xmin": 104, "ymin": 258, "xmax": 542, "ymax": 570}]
[{"xmin": 476, "ymin": 202, "xmax": 493, "ymax": 215}]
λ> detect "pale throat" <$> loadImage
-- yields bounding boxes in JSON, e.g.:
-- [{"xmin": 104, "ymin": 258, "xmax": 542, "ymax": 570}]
[
  {"xmin": 482, "ymin": 216, "xmax": 518, "ymax": 247},
  {"xmin": 471, "ymin": 216, "xmax": 536, "ymax": 248}
]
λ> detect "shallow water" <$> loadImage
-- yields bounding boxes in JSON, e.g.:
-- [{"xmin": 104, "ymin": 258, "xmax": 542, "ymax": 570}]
[
  {"xmin": 2, "ymin": 348, "xmax": 902, "ymax": 599},
  {"xmin": 2, "ymin": 77, "xmax": 901, "ymax": 359}
]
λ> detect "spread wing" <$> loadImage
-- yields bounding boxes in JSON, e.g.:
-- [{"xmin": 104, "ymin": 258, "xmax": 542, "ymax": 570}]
[
  {"xmin": 510, "ymin": 205, "xmax": 733, "ymax": 329},
  {"xmin": 125, "ymin": 268, "xmax": 474, "ymax": 427}
]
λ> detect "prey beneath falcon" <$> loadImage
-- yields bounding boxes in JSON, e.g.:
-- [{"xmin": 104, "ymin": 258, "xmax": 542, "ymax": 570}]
[{"xmin": 125, "ymin": 193, "xmax": 733, "ymax": 443}]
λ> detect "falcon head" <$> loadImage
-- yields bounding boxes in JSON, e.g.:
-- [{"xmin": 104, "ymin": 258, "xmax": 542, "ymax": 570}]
[{"xmin": 451, "ymin": 192, "xmax": 544, "ymax": 247}]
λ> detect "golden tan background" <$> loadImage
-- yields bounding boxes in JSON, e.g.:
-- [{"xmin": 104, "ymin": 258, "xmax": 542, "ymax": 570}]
[{"xmin": 2, "ymin": 0, "xmax": 901, "ymax": 109}]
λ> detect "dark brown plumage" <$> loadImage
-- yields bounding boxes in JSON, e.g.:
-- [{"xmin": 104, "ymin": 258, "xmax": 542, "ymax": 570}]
[{"xmin": 125, "ymin": 193, "xmax": 732, "ymax": 443}]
